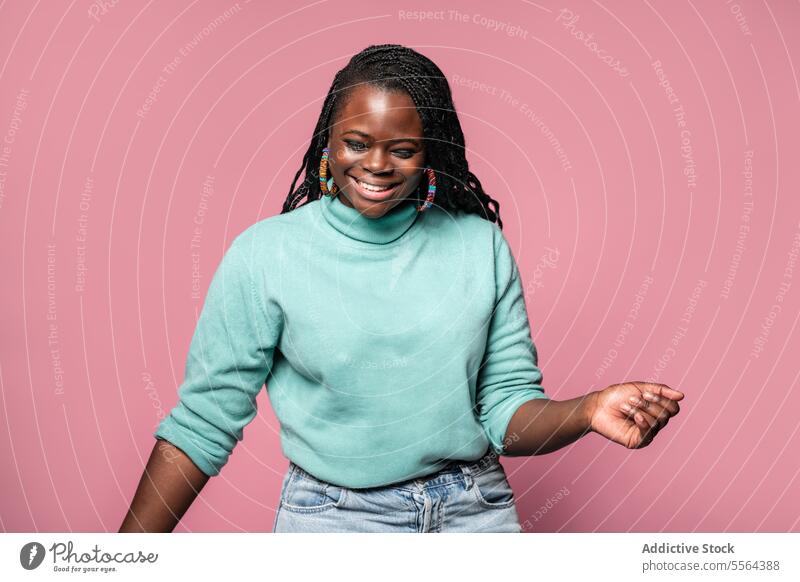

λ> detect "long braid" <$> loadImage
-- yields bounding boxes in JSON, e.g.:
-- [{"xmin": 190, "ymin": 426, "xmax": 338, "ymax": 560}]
[{"xmin": 280, "ymin": 44, "xmax": 503, "ymax": 229}]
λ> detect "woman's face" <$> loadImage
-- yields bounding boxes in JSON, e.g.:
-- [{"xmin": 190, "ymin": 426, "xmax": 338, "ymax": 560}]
[{"xmin": 326, "ymin": 84, "xmax": 426, "ymax": 219}]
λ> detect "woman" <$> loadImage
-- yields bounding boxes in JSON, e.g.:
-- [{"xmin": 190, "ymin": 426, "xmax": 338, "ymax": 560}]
[{"xmin": 119, "ymin": 44, "xmax": 683, "ymax": 533}]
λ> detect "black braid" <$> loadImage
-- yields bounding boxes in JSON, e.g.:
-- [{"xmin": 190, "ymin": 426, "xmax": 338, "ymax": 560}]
[{"xmin": 280, "ymin": 44, "xmax": 503, "ymax": 229}]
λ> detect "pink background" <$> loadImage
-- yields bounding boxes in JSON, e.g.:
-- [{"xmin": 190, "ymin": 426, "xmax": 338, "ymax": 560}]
[{"xmin": 1, "ymin": 0, "xmax": 799, "ymax": 532}]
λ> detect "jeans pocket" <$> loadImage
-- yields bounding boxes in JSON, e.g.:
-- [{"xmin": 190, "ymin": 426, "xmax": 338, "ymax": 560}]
[
  {"xmin": 470, "ymin": 463, "xmax": 516, "ymax": 509},
  {"xmin": 281, "ymin": 465, "xmax": 346, "ymax": 514}
]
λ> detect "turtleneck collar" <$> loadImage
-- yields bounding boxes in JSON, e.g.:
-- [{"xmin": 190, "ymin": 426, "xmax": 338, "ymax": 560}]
[{"xmin": 319, "ymin": 193, "xmax": 421, "ymax": 245}]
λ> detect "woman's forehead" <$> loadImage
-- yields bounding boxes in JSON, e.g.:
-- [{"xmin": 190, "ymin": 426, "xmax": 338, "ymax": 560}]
[{"xmin": 333, "ymin": 85, "xmax": 423, "ymax": 137}]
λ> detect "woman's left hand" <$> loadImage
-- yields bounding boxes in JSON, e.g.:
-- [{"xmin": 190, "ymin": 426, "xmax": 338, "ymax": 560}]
[{"xmin": 587, "ymin": 382, "xmax": 685, "ymax": 449}]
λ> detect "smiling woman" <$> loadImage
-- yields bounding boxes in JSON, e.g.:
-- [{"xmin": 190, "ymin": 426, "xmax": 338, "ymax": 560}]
[
  {"xmin": 121, "ymin": 43, "xmax": 683, "ymax": 535},
  {"xmin": 281, "ymin": 44, "xmax": 504, "ymax": 226},
  {"xmin": 325, "ymin": 87, "xmax": 426, "ymax": 216}
]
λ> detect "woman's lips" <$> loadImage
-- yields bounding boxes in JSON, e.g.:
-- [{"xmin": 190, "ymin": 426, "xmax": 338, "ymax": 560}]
[{"xmin": 347, "ymin": 175, "xmax": 403, "ymax": 202}]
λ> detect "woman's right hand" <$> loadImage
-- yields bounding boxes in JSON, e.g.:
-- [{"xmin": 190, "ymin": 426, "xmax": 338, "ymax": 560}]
[{"xmin": 587, "ymin": 382, "xmax": 684, "ymax": 449}]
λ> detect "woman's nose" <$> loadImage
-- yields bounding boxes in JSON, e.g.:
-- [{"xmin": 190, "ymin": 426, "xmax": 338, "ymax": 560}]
[{"xmin": 362, "ymin": 147, "xmax": 392, "ymax": 174}]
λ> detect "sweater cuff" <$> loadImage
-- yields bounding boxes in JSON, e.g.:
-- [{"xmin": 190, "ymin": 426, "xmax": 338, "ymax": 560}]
[
  {"xmin": 153, "ymin": 416, "xmax": 222, "ymax": 477},
  {"xmin": 490, "ymin": 391, "xmax": 551, "ymax": 456}
]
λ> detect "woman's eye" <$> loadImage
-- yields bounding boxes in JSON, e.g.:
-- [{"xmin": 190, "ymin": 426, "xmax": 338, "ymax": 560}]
[
  {"xmin": 343, "ymin": 141, "xmax": 415, "ymax": 158},
  {"xmin": 344, "ymin": 141, "xmax": 367, "ymax": 152}
]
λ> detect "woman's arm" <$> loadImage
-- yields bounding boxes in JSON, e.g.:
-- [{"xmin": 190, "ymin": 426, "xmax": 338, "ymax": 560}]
[
  {"xmin": 122, "ymin": 231, "xmax": 282, "ymax": 532},
  {"xmin": 503, "ymin": 382, "xmax": 684, "ymax": 455},
  {"xmin": 475, "ymin": 229, "xmax": 684, "ymax": 456},
  {"xmin": 503, "ymin": 394, "xmax": 596, "ymax": 456},
  {"xmin": 118, "ymin": 439, "xmax": 209, "ymax": 533}
]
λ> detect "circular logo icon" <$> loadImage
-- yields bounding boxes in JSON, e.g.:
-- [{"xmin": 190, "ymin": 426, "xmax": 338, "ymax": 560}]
[{"xmin": 20, "ymin": 542, "xmax": 46, "ymax": 570}]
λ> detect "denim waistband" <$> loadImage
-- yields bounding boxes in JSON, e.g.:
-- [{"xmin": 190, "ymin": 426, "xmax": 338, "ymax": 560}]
[
  {"xmin": 443, "ymin": 447, "xmax": 503, "ymax": 478},
  {"xmin": 289, "ymin": 447, "xmax": 501, "ymax": 492}
]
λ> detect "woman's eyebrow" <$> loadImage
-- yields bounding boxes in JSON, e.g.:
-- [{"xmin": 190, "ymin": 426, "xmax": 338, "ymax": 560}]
[{"xmin": 341, "ymin": 129, "xmax": 421, "ymax": 146}]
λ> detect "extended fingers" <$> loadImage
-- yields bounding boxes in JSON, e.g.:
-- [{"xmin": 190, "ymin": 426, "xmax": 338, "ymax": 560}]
[
  {"xmin": 621, "ymin": 385, "xmax": 680, "ymax": 415},
  {"xmin": 621, "ymin": 396, "xmax": 673, "ymax": 432},
  {"xmin": 620, "ymin": 399, "xmax": 658, "ymax": 427},
  {"xmin": 625, "ymin": 404, "xmax": 659, "ymax": 432},
  {"xmin": 637, "ymin": 392, "xmax": 680, "ymax": 417},
  {"xmin": 636, "ymin": 382, "xmax": 685, "ymax": 402}
]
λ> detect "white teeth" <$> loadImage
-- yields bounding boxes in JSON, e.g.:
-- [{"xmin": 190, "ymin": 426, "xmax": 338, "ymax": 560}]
[{"xmin": 356, "ymin": 179, "xmax": 395, "ymax": 192}]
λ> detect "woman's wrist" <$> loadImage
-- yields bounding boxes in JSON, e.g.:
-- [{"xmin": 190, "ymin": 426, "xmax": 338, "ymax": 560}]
[{"xmin": 581, "ymin": 390, "xmax": 600, "ymax": 434}]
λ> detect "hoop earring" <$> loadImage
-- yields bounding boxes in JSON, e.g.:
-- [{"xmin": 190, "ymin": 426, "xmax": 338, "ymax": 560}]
[
  {"xmin": 319, "ymin": 147, "xmax": 339, "ymax": 197},
  {"xmin": 417, "ymin": 167, "xmax": 436, "ymax": 212}
]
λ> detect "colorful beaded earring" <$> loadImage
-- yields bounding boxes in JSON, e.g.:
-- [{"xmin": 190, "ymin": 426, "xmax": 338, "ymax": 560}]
[
  {"xmin": 417, "ymin": 167, "xmax": 436, "ymax": 213},
  {"xmin": 319, "ymin": 147, "xmax": 339, "ymax": 196},
  {"xmin": 319, "ymin": 147, "xmax": 436, "ymax": 212}
]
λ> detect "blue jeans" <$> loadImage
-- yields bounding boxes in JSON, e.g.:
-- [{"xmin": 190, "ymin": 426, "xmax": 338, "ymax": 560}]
[{"xmin": 272, "ymin": 449, "xmax": 523, "ymax": 532}]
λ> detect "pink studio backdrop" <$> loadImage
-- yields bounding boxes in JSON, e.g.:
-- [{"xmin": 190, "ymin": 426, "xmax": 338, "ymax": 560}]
[{"xmin": 1, "ymin": 0, "xmax": 799, "ymax": 533}]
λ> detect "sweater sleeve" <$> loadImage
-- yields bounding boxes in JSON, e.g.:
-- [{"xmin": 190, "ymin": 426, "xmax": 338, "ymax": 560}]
[
  {"xmin": 153, "ymin": 231, "xmax": 281, "ymax": 476},
  {"xmin": 476, "ymin": 226, "xmax": 549, "ymax": 456}
]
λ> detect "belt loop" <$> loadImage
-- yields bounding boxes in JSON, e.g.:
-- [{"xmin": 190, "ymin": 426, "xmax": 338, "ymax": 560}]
[
  {"xmin": 459, "ymin": 463, "xmax": 474, "ymax": 490},
  {"xmin": 469, "ymin": 447, "xmax": 496, "ymax": 479}
]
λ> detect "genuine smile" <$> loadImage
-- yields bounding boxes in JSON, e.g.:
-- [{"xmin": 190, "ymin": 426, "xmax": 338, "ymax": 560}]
[
  {"xmin": 353, "ymin": 177, "xmax": 401, "ymax": 192},
  {"xmin": 343, "ymin": 174, "xmax": 405, "ymax": 202}
]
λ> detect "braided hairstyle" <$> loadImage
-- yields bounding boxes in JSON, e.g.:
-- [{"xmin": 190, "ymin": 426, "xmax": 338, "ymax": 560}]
[{"xmin": 280, "ymin": 44, "xmax": 503, "ymax": 228}]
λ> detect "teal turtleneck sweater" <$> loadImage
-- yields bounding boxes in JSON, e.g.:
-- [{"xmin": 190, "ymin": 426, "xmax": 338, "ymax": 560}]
[{"xmin": 154, "ymin": 193, "xmax": 549, "ymax": 488}]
